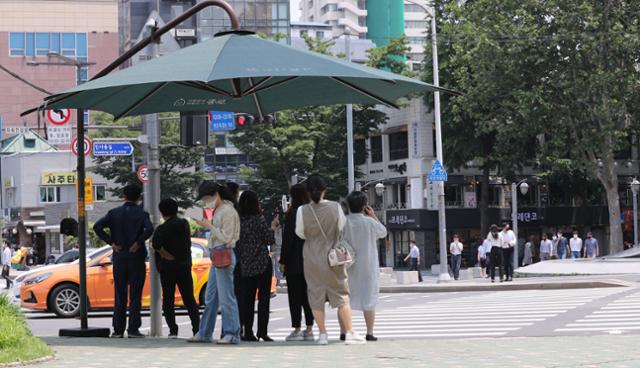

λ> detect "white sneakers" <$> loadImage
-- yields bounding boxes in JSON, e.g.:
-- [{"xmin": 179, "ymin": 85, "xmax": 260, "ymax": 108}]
[
  {"xmin": 285, "ymin": 330, "xmax": 304, "ymax": 342},
  {"xmin": 345, "ymin": 331, "xmax": 366, "ymax": 345},
  {"xmin": 317, "ymin": 333, "xmax": 329, "ymax": 345}
]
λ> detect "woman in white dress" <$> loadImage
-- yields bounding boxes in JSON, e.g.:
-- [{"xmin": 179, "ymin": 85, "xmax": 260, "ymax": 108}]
[{"xmin": 343, "ymin": 191, "xmax": 387, "ymax": 341}]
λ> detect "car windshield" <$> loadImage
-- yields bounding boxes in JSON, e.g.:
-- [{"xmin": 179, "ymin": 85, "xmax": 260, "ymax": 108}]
[{"xmin": 71, "ymin": 246, "xmax": 111, "ymax": 263}]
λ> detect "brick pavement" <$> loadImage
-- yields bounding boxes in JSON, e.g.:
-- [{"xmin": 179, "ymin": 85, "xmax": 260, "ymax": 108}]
[{"xmin": 30, "ymin": 334, "xmax": 640, "ymax": 368}]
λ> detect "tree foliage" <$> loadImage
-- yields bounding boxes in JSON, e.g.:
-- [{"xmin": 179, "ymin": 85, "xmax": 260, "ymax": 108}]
[
  {"xmin": 90, "ymin": 111, "xmax": 207, "ymax": 209},
  {"xmin": 427, "ymin": 0, "xmax": 640, "ymax": 252}
]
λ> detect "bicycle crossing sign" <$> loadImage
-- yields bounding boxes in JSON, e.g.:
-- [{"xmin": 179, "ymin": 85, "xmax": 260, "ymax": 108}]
[{"xmin": 428, "ymin": 160, "xmax": 448, "ymax": 182}]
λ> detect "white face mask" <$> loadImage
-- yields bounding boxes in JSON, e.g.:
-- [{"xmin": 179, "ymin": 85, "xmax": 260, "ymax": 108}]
[{"xmin": 573, "ymin": 234, "xmax": 578, "ymax": 239}]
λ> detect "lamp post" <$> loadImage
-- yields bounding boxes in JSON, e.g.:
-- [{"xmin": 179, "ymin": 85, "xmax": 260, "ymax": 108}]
[
  {"xmin": 511, "ymin": 179, "xmax": 529, "ymax": 270},
  {"xmin": 631, "ymin": 178, "xmax": 640, "ymax": 247},
  {"xmin": 397, "ymin": 0, "xmax": 450, "ymax": 282}
]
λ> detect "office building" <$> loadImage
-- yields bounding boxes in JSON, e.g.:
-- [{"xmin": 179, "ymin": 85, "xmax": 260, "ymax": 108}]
[{"xmin": 0, "ymin": 0, "xmax": 119, "ymax": 133}]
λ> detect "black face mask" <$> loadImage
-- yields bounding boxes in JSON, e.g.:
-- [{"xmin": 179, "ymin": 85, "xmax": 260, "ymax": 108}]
[{"xmin": 491, "ymin": 231, "xmax": 498, "ymax": 239}]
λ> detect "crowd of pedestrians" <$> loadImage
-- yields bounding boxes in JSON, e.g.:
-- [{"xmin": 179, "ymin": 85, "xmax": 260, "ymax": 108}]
[{"xmin": 92, "ymin": 175, "xmax": 388, "ymax": 345}]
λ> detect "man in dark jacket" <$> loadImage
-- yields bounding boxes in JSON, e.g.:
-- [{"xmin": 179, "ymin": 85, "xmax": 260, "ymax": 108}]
[
  {"xmin": 94, "ymin": 185, "xmax": 153, "ymax": 338},
  {"xmin": 152, "ymin": 198, "xmax": 200, "ymax": 338}
]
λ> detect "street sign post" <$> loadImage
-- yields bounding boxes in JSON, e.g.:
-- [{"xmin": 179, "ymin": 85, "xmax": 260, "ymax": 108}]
[
  {"xmin": 428, "ymin": 160, "xmax": 448, "ymax": 182},
  {"xmin": 71, "ymin": 136, "xmax": 92, "ymax": 157},
  {"xmin": 93, "ymin": 142, "xmax": 134, "ymax": 156},
  {"xmin": 137, "ymin": 164, "xmax": 149, "ymax": 183},
  {"xmin": 209, "ymin": 111, "xmax": 235, "ymax": 131},
  {"xmin": 47, "ymin": 109, "xmax": 72, "ymax": 125}
]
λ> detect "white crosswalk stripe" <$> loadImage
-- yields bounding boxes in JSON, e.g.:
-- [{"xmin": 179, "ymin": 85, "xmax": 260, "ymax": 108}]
[
  {"xmin": 270, "ymin": 288, "xmax": 620, "ymax": 340},
  {"xmin": 557, "ymin": 291, "xmax": 640, "ymax": 333}
]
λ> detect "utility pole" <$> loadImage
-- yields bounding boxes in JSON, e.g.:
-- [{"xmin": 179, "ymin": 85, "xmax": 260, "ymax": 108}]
[{"xmin": 144, "ymin": 21, "xmax": 163, "ymax": 337}]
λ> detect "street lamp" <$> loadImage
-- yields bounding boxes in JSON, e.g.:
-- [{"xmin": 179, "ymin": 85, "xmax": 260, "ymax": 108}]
[
  {"xmin": 511, "ymin": 179, "xmax": 529, "ymax": 270},
  {"xmin": 631, "ymin": 178, "xmax": 640, "ymax": 247}
]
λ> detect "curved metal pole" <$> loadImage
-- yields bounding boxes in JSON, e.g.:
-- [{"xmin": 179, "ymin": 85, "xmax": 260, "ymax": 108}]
[{"xmin": 93, "ymin": 0, "xmax": 239, "ymax": 80}]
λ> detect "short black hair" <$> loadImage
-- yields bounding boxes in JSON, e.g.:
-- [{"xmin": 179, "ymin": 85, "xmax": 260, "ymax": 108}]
[
  {"xmin": 238, "ymin": 190, "xmax": 261, "ymax": 217},
  {"xmin": 346, "ymin": 191, "xmax": 368, "ymax": 213},
  {"xmin": 225, "ymin": 182, "xmax": 240, "ymax": 200},
  {"xmin": 159, "ymin": 198, "xmax": 178, "ymax": 217},
  {"xmin": 123, "ymin": 185, "xmax": 142, "ymax": 202}
]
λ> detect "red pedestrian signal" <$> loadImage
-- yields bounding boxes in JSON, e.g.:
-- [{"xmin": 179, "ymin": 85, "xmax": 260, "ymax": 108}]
[{"xmin": 235, "ymin": 114, "xmax": 255, "ymax": 126}]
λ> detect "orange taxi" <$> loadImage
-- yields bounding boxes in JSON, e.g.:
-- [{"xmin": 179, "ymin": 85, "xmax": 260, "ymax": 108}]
[{"xmin": 18, "ymin": 239, "xmax": 276, "ymax": 317}]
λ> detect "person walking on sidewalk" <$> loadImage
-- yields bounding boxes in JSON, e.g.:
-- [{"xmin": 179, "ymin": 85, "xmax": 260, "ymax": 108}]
[
  {"xmin": 500, "ymin": 223, "xmax": 516, "ymax": 282},
  {"xmin": 235, "ymin": 190, "xmax": 277, "ymax": 342},
  {"xmin": 189, "ymin": 181, "xmax": 241, "ymax": 345},
  {"xmin": 569, "ymin": 231, "xmax": 583, "ymax": 259},
  {"xmin": 404, "ymin": 240, "xmax": 423, "ymax": 282},
  {"xmin": 486, "ymin": 225, "xmax": 503, "ymax": 283},
  {"xmin": 554, "ymin": 231, "xmax": 569, "ymax": 260},
  {"xmin": 280, "ymin": 184, "xmax": 314, "ymax": 342},
  {"xmin": 295, "ymin": 175, "xmax": 365, "ymax": 345},
  {"xmin": 584, "ymin": 232, "xmax": 599, "ymax": 259},
  {"xmin": 539, "ymin": 233, "xmax": 553, "ymax": 261},
  {"xmin": 2, "ymin": 241, "xmax": 12, "ymax": 289},
  {"xmin": 343, "ymin": 191, "xmax": 387, "ymax": 342},
  {"xmin": 151, "ymin": 198, "xmax": 200, "ymax": 339},
  {"xmin": 449, "ymin": 235, "xmax": 463, "ymax": 280},
  {"xmin": 94, "ymin": 185, "xmax": 154, "ymax": 338}
]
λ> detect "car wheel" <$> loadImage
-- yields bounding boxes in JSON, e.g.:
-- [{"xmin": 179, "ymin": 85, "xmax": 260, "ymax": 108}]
[
  {"xmin": 49, "ymin": 284, "xmax": 80, "ymax": 318},
  {"xmin": 199, "ymin": 283, "xmax": 207, "ymax": 307}
]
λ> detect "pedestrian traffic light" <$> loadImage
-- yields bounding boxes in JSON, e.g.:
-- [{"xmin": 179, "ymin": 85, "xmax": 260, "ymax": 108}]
[{"xmin": 180, "ymin": 111, "xmax": 209, "ymax": 146}]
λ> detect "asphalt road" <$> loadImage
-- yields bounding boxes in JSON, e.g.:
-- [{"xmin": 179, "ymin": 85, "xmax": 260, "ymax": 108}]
[{"xmin": 17, "ymin": 285, "xmax": 640, "ymax": 341}]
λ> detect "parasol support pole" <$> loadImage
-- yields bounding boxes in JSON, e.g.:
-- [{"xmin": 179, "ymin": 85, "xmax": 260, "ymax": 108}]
[
  {"xmin": 60, "ymin": 0, "xmax": 239, "ymax": 338},
  {"xmin": 93, "ymin": 0, "xmax": 239, "ymax": 80}
]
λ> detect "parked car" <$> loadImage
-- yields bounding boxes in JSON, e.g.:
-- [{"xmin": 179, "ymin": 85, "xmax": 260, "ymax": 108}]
[{"xmin": 17, "ymin": 238, "xmax": 276, "ymax": 317}]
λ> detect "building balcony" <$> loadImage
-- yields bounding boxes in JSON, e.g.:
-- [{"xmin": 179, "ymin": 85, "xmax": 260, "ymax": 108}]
[
  {"xmin": 337, "ymin": 1, "xmax": 368, "ymax": 17},
  {"xmin": 337, "ymin": 18, "xmax": 368, "ymax": 35}
]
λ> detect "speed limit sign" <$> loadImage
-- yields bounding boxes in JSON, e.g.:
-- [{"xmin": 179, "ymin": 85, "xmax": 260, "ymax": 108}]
[
  {"xmin": 71, "ymin": 136, "xmax": 92, "ymax": 157},
  {"xmin": 137, "ymin": 165, "xmax": 149, "ymax": 184},
  {"xmin": 47, "ymin": 109, "xmax": 71, "ymax": 125}
]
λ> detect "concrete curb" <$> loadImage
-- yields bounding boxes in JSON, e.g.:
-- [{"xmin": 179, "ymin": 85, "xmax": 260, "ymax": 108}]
[
  {"xmin": 276, "ymin": 280, "xmax": 628, "ymax": 294},
  {"xmin": 0, "ymin": 355, "xmax": 54, "ymax": 367}
]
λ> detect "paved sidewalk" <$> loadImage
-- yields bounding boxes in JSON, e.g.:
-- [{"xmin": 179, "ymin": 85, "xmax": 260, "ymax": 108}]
[{"xmin": 31, "ymin": 334, "xmax": 640, "ymax": 368}]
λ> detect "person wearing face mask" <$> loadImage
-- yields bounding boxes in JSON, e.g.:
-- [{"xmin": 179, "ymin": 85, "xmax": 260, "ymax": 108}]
[
  {"xmin": 554, "ymin": 231, "xmax": 569, "ymax": 260},
  {"xmin": 486, "ymin": 224, "xmax": 503, "ymax": 283},
  {"xmin": 569, "ymin": 231, "xmax": 583, "ymax": 259},
  {"xmin": 584, "ymin": 232, "xmax": 599, "ymax": 258},
  {"xmin": 188, "ymin": 181, "xmax": 241, "ymax": 345}
]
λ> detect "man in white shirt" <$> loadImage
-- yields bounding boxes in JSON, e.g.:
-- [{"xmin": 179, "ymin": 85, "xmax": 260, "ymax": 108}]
[
  {"xmin": 500, "ymin": 223, "xmax": 516, "ymax": 282},
  {"xmin": 403, "ymin": 241, "xmax": 422, "ymax": 282},
  {"xmin": 2, "ymin": 241, "xmax": 13, "ymax": 289},
  {"xmin": 569, "ymin": 231, "xmax": 583, "ymax": 259},
  {"xmin": 539, "ymin": 233, "xmax": 553, "ymax": 261},
  {"xmin": 449, "ymin": 235, "xmax": 464, "ymax": 280}
]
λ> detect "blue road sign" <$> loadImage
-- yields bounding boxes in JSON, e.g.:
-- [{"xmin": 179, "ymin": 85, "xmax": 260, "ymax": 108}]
[
  {"xmin": 209, "ymin": 111, "xmax": 235, "ymax": 131},
  {"xmin": 428, "ymin": 160, "xmax": 448, "ymax": 182},
  {"xmin": 93, "ymin": 142, "xmax": 134, "ymax": 156}
]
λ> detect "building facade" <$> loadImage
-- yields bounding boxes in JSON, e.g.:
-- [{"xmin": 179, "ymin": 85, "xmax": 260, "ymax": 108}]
[
  {"xmin": 356, "ymin": 96, "xmax": 636, "ymax": 270},
  {"xmin": 0, "ymin": 0, "xmax": 119, "ymax": 133},
  {"xmin": 299, "ymin": 0, "xmax": 368, "ymax": 38}
]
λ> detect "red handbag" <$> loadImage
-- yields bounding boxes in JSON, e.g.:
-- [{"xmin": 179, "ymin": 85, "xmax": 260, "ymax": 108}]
[{"xmin": 211, "ymin": 247, "xmax": 232, "ymax": 268}]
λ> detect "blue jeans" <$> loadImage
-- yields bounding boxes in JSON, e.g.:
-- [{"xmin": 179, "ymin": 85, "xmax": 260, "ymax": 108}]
[
  {"xmin": 196, "ymin": 250, "xmax": 241, "ymax": 341},
  {"xmin": 451, "ymin": 254, "xmax": 462, "ymax": 280},
  {"xmin": 571, "ymin": 251, "xmax": 581, "ymax": 259}
]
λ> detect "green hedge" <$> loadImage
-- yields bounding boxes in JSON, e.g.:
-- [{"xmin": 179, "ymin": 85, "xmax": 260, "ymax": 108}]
[{"xmin": 0, "ymin": 294, "xmax": 52, "ymax": 364}]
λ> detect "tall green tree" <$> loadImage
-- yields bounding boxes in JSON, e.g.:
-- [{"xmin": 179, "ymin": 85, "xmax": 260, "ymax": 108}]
[
  {"xmin": 90, "ymin": 111, "xmax": 207, "ymax": 209},
  {"xmin": 423, "ymin": 0, "xmax": 544, "ymax": 237},
  {"xmin": 427, "ymin": 0, "xmax": 640, "ymax": 253}
]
